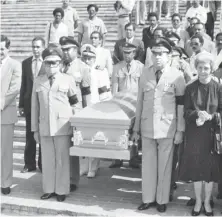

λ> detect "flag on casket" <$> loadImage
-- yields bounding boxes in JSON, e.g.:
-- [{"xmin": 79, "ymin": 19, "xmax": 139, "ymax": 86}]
[{"xmin": 69, "ymin": 90, "xmax": 138, "ymax": 160}]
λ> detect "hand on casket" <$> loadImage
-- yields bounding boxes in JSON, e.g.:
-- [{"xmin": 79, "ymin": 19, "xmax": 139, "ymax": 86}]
[{"xmin": 131, "ymin": 131, "xmax": 140, "ymax": 142}]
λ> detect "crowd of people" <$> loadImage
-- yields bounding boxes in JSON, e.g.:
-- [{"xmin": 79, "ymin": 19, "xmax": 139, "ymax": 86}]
[{"xmin": 1, "ymin": 0, "xmax": 222, "ymax": 216}]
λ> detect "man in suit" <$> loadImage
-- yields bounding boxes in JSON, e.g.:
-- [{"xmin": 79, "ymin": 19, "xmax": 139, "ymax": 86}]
[
  {"xmin": 133, "ymin": 38, "xmax": 185, "ymax": 212},
  {"xmin": 113, "ymin": 23, "xmax": 144, "ymax": 65},
  {"xmin": 19, "ymin": 37, "xmax": 45, "ymax": 173},
  {"xmin": 31, "ymin": 47, "xmax": 79, "ymax": 202},
  {"xmin": 201, "ymin": 0, "xmax": 220, "ymax": 40},
  {"xmin": 170, "ymin": 13, "xmax": 190, "ymax": 47},
  {"xmin": 142, "ymin": 12, "xmax": 159, "ymax": 53},
  {"xmin": 1, "ymin": 35, "xmax": 22, "ymax": 195}
]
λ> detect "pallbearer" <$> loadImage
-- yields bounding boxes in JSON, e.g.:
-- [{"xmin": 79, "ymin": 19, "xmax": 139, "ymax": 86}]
[
  {"xmin": 31, "ymin": 47, "xmax": 79, "ymax": 202},
  {"xmin": 133, "ymin": 38, "xmax": 186, "ymax": 213}
]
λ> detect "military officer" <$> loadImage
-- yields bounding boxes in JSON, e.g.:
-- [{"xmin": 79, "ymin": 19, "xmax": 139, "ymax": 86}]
[
  {"xmin": 1, "ymin": 35, "xmax": 22, "ymax": 195},
  {"xmin": 31, "ymin": 47, "xmax": 79, "ymax": 202},
  {"xmin": 59, "ymin": 36, "xmax": 88, "ymax": 191},
  {"xmin": 79, "ymin": 44, "xmax": 112, "ymax": 178},
  {"xmin": 110, "ymin": 42, "xmax": 144, "ymax": 168},
  {"xmin": 132, "ymin": 38, "xmax": 185, "ymax": 212}
]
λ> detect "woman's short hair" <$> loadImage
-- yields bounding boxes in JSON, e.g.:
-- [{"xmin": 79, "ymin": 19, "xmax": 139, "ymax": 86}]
[
  {"xmin": 90, "ymin": 31, "xmax": 103, "ymax": 40},
  {"xmin": 53, "ymin": 8, "xmax": 64, "ymax": 18},
  {"xmin": 1, "ymin": 35, "xmax": 10, "ymax": 49},
  {"xmin": 194, "ymin": 52, "xmax": 215, "ymax": 71},
  {"xmin": 87, "ymin": 4, "xmax": 99, "ymax": 12}
]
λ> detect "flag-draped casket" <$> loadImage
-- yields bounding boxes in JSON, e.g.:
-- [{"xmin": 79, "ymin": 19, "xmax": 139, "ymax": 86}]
[{"xmin": 69, "ymin": 91, "xmax": 138, "ymax": 160}]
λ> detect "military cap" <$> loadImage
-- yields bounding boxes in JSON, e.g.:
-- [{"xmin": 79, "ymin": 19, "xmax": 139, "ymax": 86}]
[
  {"xmin": 80, "ymin": 44, "xmax": 96, "ymax": 57},
  {"xmin": 172, "ymin": 46, "xmax": 183, "ymax": 57},
  {"xmin": 42, "ymin": 47, "xmax": 63, "ymax": 62},
  {"xmin": 122, "ymin": 42, "xmax": 137, "ymax": 53},
  {"xmin": 59, "ymin": 36, "xmax": 79, "ymax": 49},
  {"xmin": 151, "ymin": 37, "xmax": 172, "ymax": 53},
  {"xmin": 165, "ymin": 31, "xmax": 181, "ymax": 41}
]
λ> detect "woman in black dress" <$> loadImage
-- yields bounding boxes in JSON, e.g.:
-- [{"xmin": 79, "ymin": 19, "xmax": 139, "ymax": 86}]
[{"xmin": 179, "ymin": 53, "xmax": 222, "ymax": 216}]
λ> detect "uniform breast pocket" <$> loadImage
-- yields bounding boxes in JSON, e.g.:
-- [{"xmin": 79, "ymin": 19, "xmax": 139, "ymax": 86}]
[
  {"xmin": 163, "ymin": 85, "xmax": 174, "ymax": 95},
  {"xmin": 143, "ymin": 87, "xmax": 153, "ymax": 101}
]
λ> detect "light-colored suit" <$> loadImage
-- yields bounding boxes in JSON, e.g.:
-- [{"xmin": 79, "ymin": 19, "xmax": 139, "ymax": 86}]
[
  {"xmin": 133, "ymin": 64, "xmax": 185, "ymax": 204},
  {"xmin": 31, "ymin": 72, "xmax": 79, "ymax": 194},
  {"xmin": 1, "ymin": 56, "xmax": 21, "ymax": 188}
]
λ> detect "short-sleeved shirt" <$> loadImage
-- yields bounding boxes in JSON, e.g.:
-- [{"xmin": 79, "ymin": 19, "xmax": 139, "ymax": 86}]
[
  {"xmin": 76, "ymin": 17, "xmax": 107, "ymax": 45},
  {"xmin": 45, "ymin": 22, "xmax": 68, "ymax": 45},
  {"xmin": 63, "ymin": 6, "xmax": 79, "ymax": 36}
]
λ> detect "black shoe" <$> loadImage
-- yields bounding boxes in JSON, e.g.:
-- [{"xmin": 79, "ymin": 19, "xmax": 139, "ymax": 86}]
[
  {"xmin": 70, "ymin": 184, "xmax": 77, "ymax": 192},
  {"xmin": 1, "ymin": 187, "xmax": 11, "ymax": 195},
  {"xmin": 203, "ymin": 204, "xmax": 214, "ymax": 216},
  {"xmin": 21, "ymin": 166, "xmax": 36, "ymax": 173},
  {"xmin": 187, "ymin": 198, "xmax": 196, "ymax": 206},
  {"xmin": 137, "ymin": 203, "xmax": 151, "ymax": 210},
  {"xmin": 156, "ymin": 204, "xmax": 167, "ymax": 213},
  {"xmin": 192, "ymin": 208, "xmax": 201, "ymax": 216},
  {"xmin": 109, "ymin": 160, "xmax": 123, "ymax": 168},
  {"xmin": 57, "ymin": 194, "xmax": 66, "ymax": 202},
  {"xmin": 40, "ymin": 193, "xmax": 56, "ymax": 200},
  {"xmin": 171, "ymin": 182, "xmax": 178, "ymax": 190}
]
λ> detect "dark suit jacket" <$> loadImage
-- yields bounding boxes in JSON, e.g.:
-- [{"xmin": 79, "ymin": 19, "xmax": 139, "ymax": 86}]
[
  {"xmin": 142, "ymin": 26, "xmax": 155, "ymax": 51},
  {"xmin": 113, "ymin": 38, "xmax": 145, "ymax": 64},
  {"xmin": 19, "ymin": 56, "xmax": 35, "ymax": 115}
]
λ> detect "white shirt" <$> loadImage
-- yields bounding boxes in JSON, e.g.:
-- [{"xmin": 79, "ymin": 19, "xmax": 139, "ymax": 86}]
[
  {"xmin": 0, "ymin": 55, "xmax": 9, "ymax": 70},
  {"xmin": 76, "ymin": 17, "xmax": 107, "ymax": 45},
  {"xmin": 45, "ymin": 22, "xmax": 68, "ymax": 45},
  {"xmin": 117, "ymin": 0, "xmax": 135, "ymax": 16},
  {"xmin": 32, "ymin": 56, "xmax": 43, "ymax": 78},
  {"xmin": 63, "ymin": 6, "xmax": 79, "ymax": 36},
  {"xmin": 185, "ymin": 5, "xmax": 207, "ymax": 27},
  {"xmin": 172, "ymin": 27, "xmax": 181, "ymax": 36},
  {"xmin": 95, "ymin": 46, "xmax": 113, "ymax": 77},
  {"xmin": 126, "ymin": 36, "xmax": 134, "ymax": 43}
]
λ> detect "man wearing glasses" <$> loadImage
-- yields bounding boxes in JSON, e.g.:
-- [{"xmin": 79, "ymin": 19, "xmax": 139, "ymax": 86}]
[
  {"xmin": 132, "ymin": 38, "xmax": 185, "ymax": 213},
  {"xmin": 31, "ymin": 47, "xmax": 79, "ymax": 202}
]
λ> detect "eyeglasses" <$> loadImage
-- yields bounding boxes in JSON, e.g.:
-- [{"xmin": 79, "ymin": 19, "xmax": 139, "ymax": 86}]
[{"xmin": 45, "ymin": 61, "xmax": 60, "ymax": 67}]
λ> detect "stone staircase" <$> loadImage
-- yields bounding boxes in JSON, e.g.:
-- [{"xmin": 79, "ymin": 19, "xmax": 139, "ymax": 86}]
[{"xmin": 1, "ymin": 0, "xmax": 221, "ymax": 147}]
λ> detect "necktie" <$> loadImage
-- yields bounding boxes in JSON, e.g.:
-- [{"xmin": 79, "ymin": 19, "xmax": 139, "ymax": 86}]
[
  {"xmin": 155, "ymin": 70, "xmax": 162, "ymax": 84},
  {"xmin": 49, "ymin": 76, "xmax": 55, "ymax": 87},
  {"xmin": 126, "ymin": 63, "xmax": 131, "ymax": 72}
]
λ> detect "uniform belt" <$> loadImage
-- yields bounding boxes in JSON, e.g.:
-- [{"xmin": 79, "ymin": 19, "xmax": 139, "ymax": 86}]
[{"xmin": 119, "ymin": 14, "xmax": 129, "ymax": 18}]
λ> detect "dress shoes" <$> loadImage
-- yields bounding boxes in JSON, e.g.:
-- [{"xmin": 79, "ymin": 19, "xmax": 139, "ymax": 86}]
[
  {"xmin": 40, "ymin": 193, "xmax": 56, "ymax": 200},
  {"xmin": 1, "ymin": 187, "xmax": 11, "ymax": 195},
  {"xmin": 191, "ymin": 208, "xmax": 201, "ymax": 216},
  {"xmin": 203, "ymin": 204, "xmax": 214, "ymax": 216},
  {"xmin": 137, "ymin": 203, "xmax": 151, "ymax": 210},
  {"xmin": 21, "ymin": 166, "xmax": 36, "ymax": 173},
  {"xmin": 109, "ymin": 160, "xmax": 123, "ymax": 168},
  {"xmin": 70, "ymin": 184, "xmax": 77, "ymax": 192},
  {"xmin": 156, "ymin": 204, "xmax": 167, "ymax": 213},
  {"xmin": 57, "ymin": 194, "xmax": 66, "ymax": 202}
]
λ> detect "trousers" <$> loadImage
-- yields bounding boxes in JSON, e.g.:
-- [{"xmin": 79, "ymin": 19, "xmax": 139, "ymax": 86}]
[
  {"xmin": 1, "ymin": 124, "xmax": 14, "ymax": 188},
  {"xmin": 117, "ymin": 16, "xmax": 130, "ymax": 40},
  {"xmin": 142, "ymin": 137, "xmax": 174, "ymax": 204}
]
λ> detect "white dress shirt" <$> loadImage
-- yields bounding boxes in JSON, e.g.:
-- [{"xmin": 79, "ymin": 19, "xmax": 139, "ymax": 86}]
[
  {"xmin": 126, "ymin": 36, "xmax": 134, "ymax": 43},
  {"xmin": 32, "ymin": 56, "xmax": 43, "ymax": 78}
]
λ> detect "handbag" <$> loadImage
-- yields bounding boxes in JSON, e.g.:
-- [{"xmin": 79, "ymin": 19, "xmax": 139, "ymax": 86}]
[{"xmin": 213, "ymin": 113, "xmax": 222, "ymax": 154}]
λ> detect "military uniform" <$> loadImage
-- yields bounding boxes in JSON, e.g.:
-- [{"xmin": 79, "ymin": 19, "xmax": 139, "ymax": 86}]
[
  {"xmin": 1, "ymin": 56, "xmax": 21, "ymax": 192},
  {"xmin": 79, "ymin": 44, "xmax": 112, "ymax": 177},
  {"xmin": 134, "ymin": 39, "xmax": 185, "ymax": 210},
  {"xmin": 31, "ymin": 48, "xmax": 79, "ymax": 198}
]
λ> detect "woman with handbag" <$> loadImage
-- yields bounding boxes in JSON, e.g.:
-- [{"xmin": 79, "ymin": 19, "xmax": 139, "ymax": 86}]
[{"xmin": 179, "ymin": 52, "xmax": 222, "ymax": 216}]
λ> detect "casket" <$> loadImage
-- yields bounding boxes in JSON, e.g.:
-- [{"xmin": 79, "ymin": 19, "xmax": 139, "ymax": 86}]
[{"xmin": 69, "ymin": 91, "xmax": 138, "ymax": 160}]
